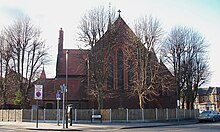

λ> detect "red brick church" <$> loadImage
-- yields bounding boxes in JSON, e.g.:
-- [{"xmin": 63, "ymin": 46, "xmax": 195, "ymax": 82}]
[{"xmin": 29, "ymin": 14, "xmax": 177, "ymax": 109}]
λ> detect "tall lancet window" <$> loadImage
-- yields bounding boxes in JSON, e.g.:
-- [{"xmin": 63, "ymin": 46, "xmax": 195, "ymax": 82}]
[
  {"xmin": 128, "ymin": 59, "xmax": 134, "ymax": 89},
  {"xmin": 117, "ymin": 49, "xmax": 124, "ymax": 90},
  {"xmin": 107, "ymin": 57, "xmax": 114, "ymax": 89}
]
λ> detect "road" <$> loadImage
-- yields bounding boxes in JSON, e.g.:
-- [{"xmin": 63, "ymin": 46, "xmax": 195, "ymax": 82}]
[
  {"xmin": 0, "ymin": 128, "xmax": 30, "ymax": 132},
  {"xmin": 0, "ymin": 122, "xmax": 220, "ymax": 132},
  {"xmin": 120, "ymin": 122, "xmax": 220, "ymax": 132}
]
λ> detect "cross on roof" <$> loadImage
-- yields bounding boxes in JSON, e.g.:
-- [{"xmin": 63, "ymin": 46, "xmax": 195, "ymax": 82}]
[{"xmin": 118, "ymin": 9, "xmax": 121, "ymax": 17}]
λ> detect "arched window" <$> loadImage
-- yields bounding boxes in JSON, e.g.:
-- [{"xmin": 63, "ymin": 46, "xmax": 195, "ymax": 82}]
[
  {"xmin": 128, "ymin": 59, "xmax": 134, "ymax": 89},
  {"xmin": 107, "ymin": 57, "xmax": 114, "ymax": 89},
  {"xmin": 117, "ymin": 49, "xmax": 124, "ymax": 90}
]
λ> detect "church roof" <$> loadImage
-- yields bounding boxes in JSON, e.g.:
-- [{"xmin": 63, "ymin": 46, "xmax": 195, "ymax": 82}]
[
  {"xmin": 31, "ymin": 77, "xmax": 86, "ymax": 101},
  {"xmin": 96, "ymin": 15, "xmax": 140, "ymax": 48},
  {"xmin": 40, "ymin": 67, "xmax": 46, "ymax": 79},
  {"xmin": 56, "ymin": 49, "xmax": 88, "ymax": 77},
  {"xmin": 41, "ymin": 78, "xmax": 86, "ymax": 100}
]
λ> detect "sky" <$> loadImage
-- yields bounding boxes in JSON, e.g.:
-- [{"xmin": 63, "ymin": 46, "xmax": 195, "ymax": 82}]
[{"xmin": 0, "ymin": 0, "xmax": 220, "ymax": 87}]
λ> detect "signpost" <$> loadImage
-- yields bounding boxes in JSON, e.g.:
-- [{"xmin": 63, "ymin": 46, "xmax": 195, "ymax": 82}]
[
  {"xmin": 34, "ymin": 85, "xmax": 43, "ymax": 100},
  {"xmin": 56, "ymin": 90, "xmax": 61, "ymax": 126},
  {"xmin": 177, "ymin": 99, "xmax": 180, "ymax": 122},
  {"xmin": 34, "ymin": 85, "xmax": 43, "ymax": 128},
  {"xmin": 60, "ymin": 84, "xmax": 66, "ymax": 129}
]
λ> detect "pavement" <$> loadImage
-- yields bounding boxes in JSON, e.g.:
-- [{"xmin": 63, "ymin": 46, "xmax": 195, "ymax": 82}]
[{"xmin": 0, "ymin": 120, "xmax": 198, "ymax": 131}]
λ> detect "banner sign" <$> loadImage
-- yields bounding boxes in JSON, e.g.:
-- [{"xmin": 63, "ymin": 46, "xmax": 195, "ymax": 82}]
[{"xmin": 34, "ymin": 85, "xmax": 43, "ymax": 100}]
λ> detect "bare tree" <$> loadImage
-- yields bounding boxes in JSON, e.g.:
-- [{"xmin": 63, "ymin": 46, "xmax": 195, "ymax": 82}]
[
  {"xmin": 77, "ymin": 6, "xmax": 116, "ymax": 109},
  {"xmin": 181, "ymin": 28, "xmax": 210, "ymax": 109},
  {"xmin": 132, "ymin": 43, "xmax": 158, "ymax": 109},
  {"xmin": 77, "ymin": 6, "xmax": 116, "ymax": 48},
  {"xmin": 0, "ymin": 35, "xmax": 4, "ymax": 106},
  {"xmin": 0, "ymin": 34, "xmax": 15, "ymax": 108},
  {"xmin": 1, "ymin": 17, "xmax": 49, "ymax": 108},
  {"xmin": 162, "ymin": 26, "xmax": 210, "ymax": 109},
  {"xmin": 131, "ymin": 15, "xmax": 169, "ymax": 109},
  {"xmin": 134, "ymin": 15, "xmax": 163, "ymax": 50}
]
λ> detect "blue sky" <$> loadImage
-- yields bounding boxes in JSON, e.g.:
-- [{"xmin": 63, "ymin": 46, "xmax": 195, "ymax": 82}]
[{"xmin": 0, "ymin": 0, "xmax": 220, "ymax": 87}]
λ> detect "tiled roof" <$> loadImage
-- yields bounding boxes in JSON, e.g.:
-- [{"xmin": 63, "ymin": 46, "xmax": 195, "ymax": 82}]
[
  {"xmin": 96, "ymin": 15, "xmax": 140, "ymax": 48},
  {"xmin": 32, "ymin": 77, "xmax": 86, "ymax": 101},
  {"xmin": 198, "ymin": 87, "xmax": 220, "ymax": 95},
  {"xmin": 53, "ymin": 78, "xmax": 86, "ymax": 100},
  {"xmin": 40, "ymin": 67, "xmax": 46, "ymax": 79},
  {"xmin": 212, "ymin": 87, "xmax": 220, "ymax": 94},
  {"xmin": 197, "ymin": 88, "xmax": 208, "ymax": 95},
  {"xmin": 56, "ymin": 49, "xmax": 88, "ymax": 77},
  {"xmin": 207, "ymin": 87, "xmax": 214, "ymax": 94}
]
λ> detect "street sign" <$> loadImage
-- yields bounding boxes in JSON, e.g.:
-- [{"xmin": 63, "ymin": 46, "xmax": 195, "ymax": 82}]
[
  {"xmin": 56, "ymin": 92, "xmax": 61, "ymax": 100},
  {"xmin": 60, "ymin": 84, "xmax": 67, "ymax": 93},
  {"xmin": 34, "ymin": 85, "xmax": 43, "ymax": 100},
  {"xmin": 177, "ymin": 100, "xmax": 180, "ymax": 107}
]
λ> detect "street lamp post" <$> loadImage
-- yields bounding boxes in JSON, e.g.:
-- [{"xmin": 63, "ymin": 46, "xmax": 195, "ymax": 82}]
[
  {"xmin": 176, "ymin": 46, "xmax": 181, "ymax": 123},
  {"xmin": 65, "ymin": 50, "xmax": 69, "ymax": 128},
  {"xmin": 61, "ymin": 84, "xmax": 65, "ymax": 129}
]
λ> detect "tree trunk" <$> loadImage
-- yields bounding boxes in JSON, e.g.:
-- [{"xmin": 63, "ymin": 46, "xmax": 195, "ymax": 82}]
[
  {"xmin": 181, "ymin": 96, "xmax": 185, "ymax": 109},
  {"xmin": 186, "ymin": 100, "xmax": 190, "ymax": 109},
  {"xmin": 97, "ymin": 94, "xmax": 103, "ymax": 110},
  {"xmin": 190, "ymin": 102, "xmax": 194, "ymax": 109},
  {"xmin": 139, "ymin": 95, "xmax": 144, "ymax": 109}
]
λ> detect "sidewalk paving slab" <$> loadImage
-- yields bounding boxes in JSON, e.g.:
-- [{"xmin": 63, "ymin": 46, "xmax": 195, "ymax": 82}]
[{"xmin": 0, "ymin": 119, "xmax": 198, "ymax": 131}]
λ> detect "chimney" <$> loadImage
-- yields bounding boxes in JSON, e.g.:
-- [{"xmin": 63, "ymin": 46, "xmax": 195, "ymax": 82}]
[{"xmin": 58, "ymin": 28, "xmax": 64, "ymax": 55}]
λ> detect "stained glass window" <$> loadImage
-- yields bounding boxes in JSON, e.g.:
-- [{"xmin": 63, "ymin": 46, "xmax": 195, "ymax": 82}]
[
  {"xmin": 107, "ymin": 57, "xmax": 114, "ymax": 89},
  {"xmin": 117, "ymin": 49, "xmax": 124, "ymax": 90}
]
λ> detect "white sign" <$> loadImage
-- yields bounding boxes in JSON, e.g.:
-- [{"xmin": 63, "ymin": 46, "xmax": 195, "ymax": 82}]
[
  {"xmin": 34, "ymin": 85, "xmax": 43, "ymax": 100},
  {"xmin": 177, "ymin": 100, "xmax": 180, "ymax": 107}
]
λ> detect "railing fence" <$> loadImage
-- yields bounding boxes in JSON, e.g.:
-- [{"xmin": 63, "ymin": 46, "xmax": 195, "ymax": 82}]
[{"xmin": 0, "ymin": 108, "xmax": 199, "ymax": 122}]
